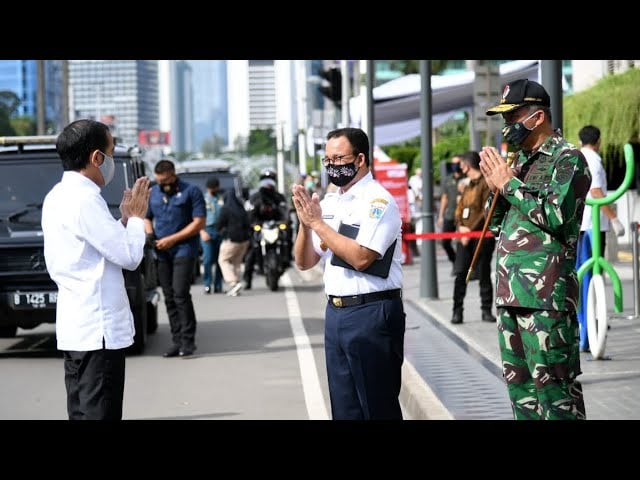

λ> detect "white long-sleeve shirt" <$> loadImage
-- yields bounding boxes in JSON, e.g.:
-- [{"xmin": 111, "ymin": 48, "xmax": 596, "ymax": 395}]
[{"xmin": 42, "ymin": 171, "xmax": 145, "ymax": 351}]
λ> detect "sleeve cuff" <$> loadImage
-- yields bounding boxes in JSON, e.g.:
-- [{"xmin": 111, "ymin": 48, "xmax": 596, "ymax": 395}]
[{"xmin": 501, "ymin": 177, "xmax": 523, "ymax": 196}]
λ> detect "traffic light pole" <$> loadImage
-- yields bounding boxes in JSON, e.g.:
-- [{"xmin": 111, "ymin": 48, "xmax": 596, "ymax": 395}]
[
  {"xmin": 366, "ymin": 60, "xmax": 374, "ymax": 173},
  {"xmin": 419, "ymin": 60, "xmax": 438, "ymax": 299},
  {"xmin": 341, "ymin": 60, "xmax": 350, "ymax": 128}
]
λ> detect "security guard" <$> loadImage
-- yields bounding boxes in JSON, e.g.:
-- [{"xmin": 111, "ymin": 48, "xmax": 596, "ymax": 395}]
[{"xmin": 292, "ymin": 127, "xmax": 405, "ymax": 420}]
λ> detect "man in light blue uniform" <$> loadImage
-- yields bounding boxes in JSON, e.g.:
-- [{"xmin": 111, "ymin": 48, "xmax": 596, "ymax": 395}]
[{"xmin": 292, "ymin": 127, "xmax": 405, "ymax": 420}]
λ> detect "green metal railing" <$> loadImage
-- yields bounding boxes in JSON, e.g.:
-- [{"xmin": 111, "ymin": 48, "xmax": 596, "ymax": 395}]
[{"xmin": 577, "ymin": 143, "xmax": 635, "ymax": 312}]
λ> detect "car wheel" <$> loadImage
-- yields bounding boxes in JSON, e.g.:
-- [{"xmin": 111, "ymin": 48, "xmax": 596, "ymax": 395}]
[
  {"xmin": 146, "ymin": 301, "xmax": 158, "ymax": 334},
  {"xmin": 0, "ymin": 325, "xmax": 18, "ymax": 338}
]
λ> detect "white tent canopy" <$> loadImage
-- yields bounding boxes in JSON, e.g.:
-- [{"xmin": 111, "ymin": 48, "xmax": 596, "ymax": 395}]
[{"xmin": 349, "ymin": 60, "xmax": 540, "ymax": 146}]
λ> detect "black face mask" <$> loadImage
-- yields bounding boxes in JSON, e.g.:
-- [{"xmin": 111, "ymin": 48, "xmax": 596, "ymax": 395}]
[
  {"xmin": 502, "ymin": 110, "xmax": 539, "ymax": 148},
  {"xmin": 327, "ymin": 161, "xmax": 359, "ymax": 187},
  {"xmin": 162, "ymin": 181, "xmax": 178, "ymax": 196}
]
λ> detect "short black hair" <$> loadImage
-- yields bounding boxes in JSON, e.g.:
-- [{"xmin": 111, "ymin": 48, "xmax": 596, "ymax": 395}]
[
  {"xmin": 206, "ymin": 176, "xmax": 220, "ymax": 189},
  {"xmin": 326, "ymin": 127, "xmax": 370, "ymax": 166},
  {"xmin": 154, "ymin": 159, "xmax": 175, "ymax": 174},
  {"xmin": 56, "ymin": 119, "xmax": 110, "ymax": 171},
  {"xmin": 579, "ymin": 125, "xmax": 601, "ymax": 146},
  {"xmin": 461, "ymin": 150, "xmax": 481, "ymax": 170}
]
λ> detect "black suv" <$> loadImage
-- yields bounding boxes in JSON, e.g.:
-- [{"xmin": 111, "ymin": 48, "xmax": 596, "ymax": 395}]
[
  {"xmin": 0, "ymin": 136, "xmax": 159, "ymax": 354},
  {"xmin": 174, "ymin": 159, "xmax": 245, "ymax": 281}
]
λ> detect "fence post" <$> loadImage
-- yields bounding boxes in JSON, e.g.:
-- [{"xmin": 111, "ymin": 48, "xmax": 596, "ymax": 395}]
[{"xmin": 632, "ymin": 221, "xmax": 639, "ymax": 319}]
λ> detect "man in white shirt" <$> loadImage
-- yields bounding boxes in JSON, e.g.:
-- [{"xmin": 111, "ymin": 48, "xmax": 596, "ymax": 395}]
[
  {"xmin": 578, "ymin": 125, "xmax": 625, "ymax": 260},
  {"xmin": 42, "ymin": 119, "xmax": 150, "ymax": 420},
  {"xmin": 292, "ymin": 127, "xmax": 405, "ymax": 420}
]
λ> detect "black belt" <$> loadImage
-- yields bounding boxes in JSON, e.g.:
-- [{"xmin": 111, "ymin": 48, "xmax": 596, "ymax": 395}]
[{"xmin": 327, "ymin": 289, "xmax": 402, "ymax": 308}]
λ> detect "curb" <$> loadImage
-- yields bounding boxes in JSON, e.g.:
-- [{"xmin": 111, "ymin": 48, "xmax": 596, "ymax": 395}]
[{"xmin": 400, "ymin": 360, "xmax": 453, "ymax": 420}]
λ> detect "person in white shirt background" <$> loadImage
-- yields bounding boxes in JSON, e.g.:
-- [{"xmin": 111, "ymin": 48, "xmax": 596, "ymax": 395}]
[
  {"xmin": 577, "ymin": 125, "xmax": 625, "ymax": 261},
  {"xmin": 42, "ymin": 119, "xmax": 150, "ymax": 420}
]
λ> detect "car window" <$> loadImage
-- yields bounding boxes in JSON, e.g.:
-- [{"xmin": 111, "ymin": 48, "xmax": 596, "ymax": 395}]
[
  {"xmin": 0, "ymin": 161, "xmax": 61, "ymax": 212},
  {"xmin": 178, "ymin": 172, "xmax": 240, "ymax": 197}
]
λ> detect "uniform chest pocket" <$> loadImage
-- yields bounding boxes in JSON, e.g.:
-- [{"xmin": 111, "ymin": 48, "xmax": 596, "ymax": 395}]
[{"xmin": 171, "ymin": 195, "xmax": 189, "ymax": 209}]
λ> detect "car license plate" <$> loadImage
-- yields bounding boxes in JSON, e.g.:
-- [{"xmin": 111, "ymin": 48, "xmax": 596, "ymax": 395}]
[{"xmin": 11, "ymin": 292, "xmax": 57, "ymax": 310}]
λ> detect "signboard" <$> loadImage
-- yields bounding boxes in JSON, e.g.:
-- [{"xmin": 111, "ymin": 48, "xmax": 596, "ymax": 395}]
[
  {"xmin": 138, "ymin": 130, "xmax": 171, "ymax": 146},
  {"xmin": 374, "ymin": 162, "xmax": 409, "ymax": 223}
]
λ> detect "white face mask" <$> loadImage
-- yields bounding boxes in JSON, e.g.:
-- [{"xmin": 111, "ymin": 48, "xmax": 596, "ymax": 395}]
[{"xmin": 97, "ymin": 150, "xmax": 115, "ymax": 186}]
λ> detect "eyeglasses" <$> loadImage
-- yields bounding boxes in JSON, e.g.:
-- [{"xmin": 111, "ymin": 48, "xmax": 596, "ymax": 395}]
[{"xmin": 322, "ymin": 153, "xmax": 355, "ymax": 168}]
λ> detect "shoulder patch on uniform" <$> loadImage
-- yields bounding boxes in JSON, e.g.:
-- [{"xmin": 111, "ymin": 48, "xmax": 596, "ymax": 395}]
[{"xmin": 369, "ymin": 197, "xmax": 388, "ymax": 219}]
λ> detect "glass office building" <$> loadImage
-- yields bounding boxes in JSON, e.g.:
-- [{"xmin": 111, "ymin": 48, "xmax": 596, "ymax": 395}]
[
  {"xmin": 69, "ymin": 60, "xmax": 159, "ymax": 146},
  {"xmin": 0, "ymin": 60, "xmax": 64, "ymax": 133}
]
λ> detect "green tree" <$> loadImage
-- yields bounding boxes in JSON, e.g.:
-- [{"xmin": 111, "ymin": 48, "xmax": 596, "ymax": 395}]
[
  {"xmin": 0, "ymin": 90, "xmax": 20, "ymax": 136},
  {"xmin": 247, "ymin": 128, "xmax": 276, "ymax": 156},
  {"xmin": 10, "ymin": 116, "xmax": 36, "ymax": 136},
  {"xmin": 385, "ymin": 144, "xmax": 420, "ymax": 173},
  {"xmin": 563, "ymin": 68, "xmax": 640, "ymax": 188}
]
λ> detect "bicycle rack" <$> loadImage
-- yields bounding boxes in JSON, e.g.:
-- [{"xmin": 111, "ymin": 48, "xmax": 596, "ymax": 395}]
[{"xmin": 577, "ymin": 143, "xmax": 635, "ymax": 359}]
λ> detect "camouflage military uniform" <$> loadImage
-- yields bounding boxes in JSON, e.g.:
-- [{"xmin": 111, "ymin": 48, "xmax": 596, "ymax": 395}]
[{"xmin": 487, "ymin": 134, "xmax": 591, "ymax": 420}]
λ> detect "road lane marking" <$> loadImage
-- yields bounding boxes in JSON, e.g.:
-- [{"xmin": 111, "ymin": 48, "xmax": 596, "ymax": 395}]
[{"xmin": 281, "ymin": 272, "xmax": 330, "ymax": 420}]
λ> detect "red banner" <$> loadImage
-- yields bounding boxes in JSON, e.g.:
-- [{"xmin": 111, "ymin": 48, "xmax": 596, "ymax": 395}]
[
  {"xmin": 375, "ymin": 163, "xmax": 409, "ymax": 223},
  {"xmin": 138, "ymin": 130, "xmax": 171, "ymax": 146}
]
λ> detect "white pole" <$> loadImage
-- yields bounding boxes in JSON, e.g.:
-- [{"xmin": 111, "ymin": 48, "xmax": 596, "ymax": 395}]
[
  {"xmin": 360, "ymin": 61, "xmax": 368, "ymax": 133},
  {"xmin": 295, "ymin": 60, "xmax": 308, "ymax": 175},
  {"xmin": 276, "ymin": 122, "xmax": 285, "ymax": 194},
  {"xmin": 341, "ymin": 60, "xmax": 350, "ymax": 128}
]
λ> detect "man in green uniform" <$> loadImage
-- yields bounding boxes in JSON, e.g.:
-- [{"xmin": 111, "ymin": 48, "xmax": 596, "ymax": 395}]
[{"xmin": 478, "ymin": 79, "xmax": 591, "ymax": 420}]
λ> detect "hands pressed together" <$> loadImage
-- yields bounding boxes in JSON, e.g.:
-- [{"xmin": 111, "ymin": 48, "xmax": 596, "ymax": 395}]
[
  {"xmin": 291, "ymin": 184, "xmax": 322, "ymax": 229},
  {"xmin": 119, "ymin": 177, "xmax": 151, "ymax": 223},
  {"xmin": 479, "ymin": 146, "xmax": 514, "ymax": 192}
]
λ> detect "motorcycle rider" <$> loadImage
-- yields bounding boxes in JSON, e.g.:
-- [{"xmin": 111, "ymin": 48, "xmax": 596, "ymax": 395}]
[{"xmin": 243, "ymin": 168, "xmax": 290, "ymax": 289}]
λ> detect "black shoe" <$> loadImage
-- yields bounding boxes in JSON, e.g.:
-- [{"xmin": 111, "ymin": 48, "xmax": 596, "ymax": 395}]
[
  {"xmin": 163, "ymin": 345, "xmax": 181, "ymax": 358},
  {"xmin": 451, "ymin": 309, "xmax": 463, "ymax": 324},
  {"xmin": 481, "ymin": 310, "xmax": 497, "ymax": 322},
  {"xmin": 214, "ymin": 286, "xmax": 223, "ymax": 293},
  {"xmin": 179, "ymin": 348, "xmax": 195, "ymax": 358},
  {"xmin": 204, "ymin": 286, "xmax": 211, "ymax": 294}
]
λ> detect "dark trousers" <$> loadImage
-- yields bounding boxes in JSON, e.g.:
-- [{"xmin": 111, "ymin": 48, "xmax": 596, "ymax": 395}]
[
  {"xmin": 63, "ymin": 347, "xmax": 126, "ymax": 420},
  {"xmin": 324, "ymin": 297, "xmax": 405, "ymax": 420},
  {"xmin": 243, "ymin": 240, "xmax": 262, "ymax": 287},
  {"xmin": 157, "ymin": 256, "xmax": 197, "ymax": 350},
  {"xmin": 453, "ymin": 236, "xmax": 495, "ymax": 312},
  {"xmin": 201, "ymin": 228, "xmax": 223, "ymax": 290},
  {"xmin": 442, "ymin": 218, "xmax": 456, "ymax": 264}
]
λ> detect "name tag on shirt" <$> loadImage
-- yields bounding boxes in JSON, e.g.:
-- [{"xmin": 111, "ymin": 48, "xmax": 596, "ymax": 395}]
[{"xmin": 462, "ymin": 207, "xmax": 470, "ymax": 219}]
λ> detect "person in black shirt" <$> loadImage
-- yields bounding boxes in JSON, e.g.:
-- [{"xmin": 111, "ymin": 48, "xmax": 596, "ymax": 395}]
[{"xmin": 243, "ymin": 169, "xmax": 289, "ymax": 289}]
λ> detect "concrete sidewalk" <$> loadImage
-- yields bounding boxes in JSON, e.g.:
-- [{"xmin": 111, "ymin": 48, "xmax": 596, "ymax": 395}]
[{"xmin": 399, "ymin": 246, "xmax": 640, "ymax": 420}]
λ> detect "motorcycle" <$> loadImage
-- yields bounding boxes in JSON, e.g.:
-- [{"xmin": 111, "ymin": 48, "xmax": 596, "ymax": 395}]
[{"xmin": 252, "ymin": 220, "xmax": 290, "ymax": 291}]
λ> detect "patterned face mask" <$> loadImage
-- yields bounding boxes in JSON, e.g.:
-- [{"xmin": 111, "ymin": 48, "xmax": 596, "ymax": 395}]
[
  {"xmin": 502, "ymin": 110, "xmax": 539, "ymax": 148},
  {"xmin": 326, "ymin": 161, "xmax": 359, "ymax": 187}
]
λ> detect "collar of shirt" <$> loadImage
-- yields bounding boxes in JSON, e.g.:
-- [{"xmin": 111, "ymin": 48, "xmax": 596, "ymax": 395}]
[
  {"xmin": 61, "ymin": 170, "xmax": 101, "ymax": 193},
  {"xmin": 338, "ymin": 170, "xmax": 374, "ymax": 199}
]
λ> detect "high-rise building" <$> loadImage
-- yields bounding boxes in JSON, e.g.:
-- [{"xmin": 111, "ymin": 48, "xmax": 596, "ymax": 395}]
[
  {"xmin": 189, "ymin": 60, "xmax": 228, "ymax": 151},
  {"xmin": 169, "ymin": 60, "xmax": 194, "ymax": 154},
  {"xmin": 227, "ymin": 60, "xmax": 299, "ymax": 151},
  {"xmin": 69, "ymin": 60, "xmax": 159, "ymax": 147},
  {"xmin": 0, "ymin": 60, "xmax": 64, "ymax": 133}
]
